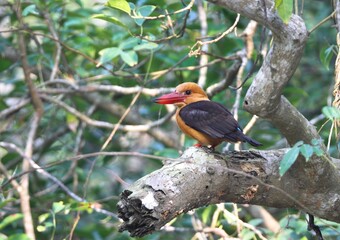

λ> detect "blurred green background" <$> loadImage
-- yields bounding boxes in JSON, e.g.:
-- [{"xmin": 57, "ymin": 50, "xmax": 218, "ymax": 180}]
[{"xmin": 0, "ymin": 0, "xmax": 339, "ymax": 239}]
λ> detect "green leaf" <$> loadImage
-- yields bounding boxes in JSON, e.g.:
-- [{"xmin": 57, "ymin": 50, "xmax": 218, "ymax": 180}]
[
  {"xmin": 38, "ymin": 213, "xmax": 50, "ymax": 224},
  {"xmin": 311, "ymin": 138, "xmax": 322, "ymax": 146},
  {"xmin": 8, "ymin": 234, "xmax": 31, "ymax": 240},
  {"xmin": 134, "ymin": 42, "xmax": 158, "ymax": 51},
  {"xmin": 293, "ymin": 140, "xmax": 304, "ymax": 148},
  {"xmin": 22, "ymin": 4, "xmax": 38, "ymax": 16},
  {"xmin": 0, "ymin": 214, "xmax": 23, "ymax": 230},
  {"xmin": 300, "ymin": 144, "xmax": 314, "ymax": 161},
  {"xmin": 241, "ymin": 229, "xmax": 256, "ymax": 240},
  {"xmin": 70, "ymin": 202, "xmax": 92, "ymax": 212},
  {"xmin": 91, "ymin": 14, "xmax": 128, "ymax": 29},
  {"xmin": 0, "ymin": 147, "xmax": 8, "ymax": 159},
  {"xmin": 279, "ymin": 147, "xmax": 300, "ymax": 176},
  {"xmin": 201, "ymin": 205, "xmax": 215, "ymax": 224},
  {"xmin": 248, "ymin": 218, "xmax": 263, "ymax": 226},
  {"xmin": 128, "ymin": 2, "xmax": 136, "ymax": 11},
  {"xmin": 98, "ymin": 47, "xmax": 122, "ymax": 66},
  {"xmin": 275, "ymin": 0, "xmax": 293, "ymax": 24},
  {"xmin": 322, "ymin": 106, "xmax": 340, "ymax": 120},
  {"xmin": 312, "ymin": 146, "xmax": 324, "ymax": 157},
  {"xmin": 320, "ymin": 45, "xmax": 334, "ymax": 70},
  {"xmin": 52, "ymin": 201, "xmax": 65, "ymax": 213},
  {"xmin": 106, "ymin": 0, "xmax": 131, "ymax": 15},
  {"xmin": 66, "ymin": 113, "xmax": 79, "ymax": 132},
  {"xmin": 274, "ymin": 0, "xmax": 283, "ymax": 8},
  {"xmin": 0, "ymin": 59, "xmax": 12, "ymax": 72},
  {"xmin": 120, "ymin": 50, "xmax": 138, "ymax": 66},
  {"xmin": 37, "ymin": 225, "xmax": 47, "ymax": 232},
  {"xmin": 134, "ymin": 5, "xmax": 156, "ymax": 26},
  {"xmin": 0, "ymin": 198, "xmax": 16, "ymax": 209},
  {"xmin": 74, "ymin": 0, "xmax": 83, "ymax": 7},
  {"xmin": 119, "ymin": 38, "xmax": 140, "ymax": 50}
]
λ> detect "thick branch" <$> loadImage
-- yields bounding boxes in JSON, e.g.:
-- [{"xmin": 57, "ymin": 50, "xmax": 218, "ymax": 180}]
[
  {"xmin": 209, "ymin": 0, "xmax": 310, "ymax": 141},
  {"xmin": 117, "ymin": 147, "xmax": 340, "ymax": 237},
  {"xmin": 116, "ymin": 0, "xmax": 340, "ymax": 237},
  {"xmin": 207, "ymin": 0, "xmax": 340, "ymax": 201}
]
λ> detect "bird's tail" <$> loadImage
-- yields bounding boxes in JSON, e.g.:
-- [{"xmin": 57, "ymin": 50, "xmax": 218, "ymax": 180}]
[{"xmin": 242, "ymin": 135, "xmax": 262, "ymax": 147}]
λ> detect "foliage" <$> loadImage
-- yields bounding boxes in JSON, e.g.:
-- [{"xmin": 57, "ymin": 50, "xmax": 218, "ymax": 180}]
[
  {"xmin": 279, "ymin": 139, "xmax": 324, "ymax": 177},
  {"xmin": 274, "ymin": 0, "xmax": 293, "ymax": 24},
  {"xmin": 0, "ymin": 0, "xmax": 339, "ymax": 239}
]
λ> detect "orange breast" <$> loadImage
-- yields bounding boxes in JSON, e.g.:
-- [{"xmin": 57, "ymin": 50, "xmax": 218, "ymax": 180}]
[{"xmin": 176, "ymin": 109, "xmax": 222, "ymax": 147}]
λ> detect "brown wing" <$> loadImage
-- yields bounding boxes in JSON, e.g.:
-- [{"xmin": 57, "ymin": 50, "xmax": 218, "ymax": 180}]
[{"xmin": 179, "ymin": 101, "xmax": 243, "ymax": 143}]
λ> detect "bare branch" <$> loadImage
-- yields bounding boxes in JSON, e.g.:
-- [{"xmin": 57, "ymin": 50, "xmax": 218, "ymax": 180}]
[
  {"xmin": 206, "ymin": 60, "xmax": 242, "ymax": 97},
  {"xmin": 130, "ymin": 0, "xmax": 194, "ymax": 20},
  {"xmin": 14, "ymin": 0, "xmax": 44, "ymax": 237},
  {"xmin": 207, "ymin": 0, "xmax": 340, "ymax": 200},
  {"xmin": 43, "ymin": 10, "xmax": 62, "ymax": 82},
  {"xmin": 117, "ymin": 147, "xmax": 340, "ymax": 237},
  {"xmin": 0, "ymin": 142, "xmax": 118, "ymax": 219},
  {"xmin": 333, "ymin": 2, "xmax": 340, "ymax": 133},
  {"xmin": 197, "ymin": 0, "xmax": 209, "ymax": 88},
  {"xmin": 81, "ymin": 93, "xmax": 179, "ymax": 148},
  {"xmin": 189, "ymin": 14, "xmax": 240, "ymax": 57},
  {"xmin": 247, "ymin": 205, "xmax": 280, "ymax": 233},
  {"xmin": 0, "ymin": 98, "xmax": 30, "ymax": 119},
  {"xmin": 40, "ymin": 94, "xmax": 175, "ymax": 132},
  {"xmin": 101, "ymin": 91, "xmax": 142, "ymax": 150}
]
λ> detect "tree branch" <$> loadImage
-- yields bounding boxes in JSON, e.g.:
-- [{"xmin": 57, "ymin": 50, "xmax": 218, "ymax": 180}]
[
  {"xmin": 0, "ymin": 142, "xmax": 118, "ymax": 219},
  {"xmin": 117, "ymin": 147, "xmax": 340, "ymax": 237},
  {"xmin": 206, "ymin": 0, "xmax": 340, "ymax": 213},
  {"xmin": 14, "ymin": 0, "xmax": 44, "ymax": 238}
]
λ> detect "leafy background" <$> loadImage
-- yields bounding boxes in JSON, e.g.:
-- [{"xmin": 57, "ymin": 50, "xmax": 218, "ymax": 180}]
[{"xmin": 1, "ymin": 0, "xmax": 340, "ymax": 239}]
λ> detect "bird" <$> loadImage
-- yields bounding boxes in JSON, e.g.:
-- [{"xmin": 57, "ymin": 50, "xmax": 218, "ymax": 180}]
[{"xmin": 153, "ymin": 82, "xmax": 262, "ymax": 149}]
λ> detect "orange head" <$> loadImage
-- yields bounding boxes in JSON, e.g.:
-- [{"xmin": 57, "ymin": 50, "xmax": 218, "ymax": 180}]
[{"xmin": 154, "ymin": 82, "xmax": 209, "ymax": 107}]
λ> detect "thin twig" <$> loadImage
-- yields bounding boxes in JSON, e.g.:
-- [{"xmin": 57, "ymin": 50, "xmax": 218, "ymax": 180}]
[
  {"xmin": 0, "ymin": 161, "xmax": 21, "ymax": 191},
  {"xmin": 0, "ymin": 98, "xmax": 30, "ymax": 119},
  {"xmin": 135, "ymin": 4, "xmax": 190, "ymax": 43},
  {"xmin": 307, "ymin": 214, "xmax": 324, "ymax": 240},
  {"xmin": 206, "ymin": 60, "xmax": 242, "ymax": 98},
  {"xmin": 243, "ymin": 115, "xmax": 259, "ymax": 134},
  {"xmin": 43, "ymin": 10, "xmax": 62, "ymax": 82},
  {"xmin": 190, "ymin": 211, "xmax": 208, "ymax": 240},
  {"xmin": 218, "ymin": 204, "xmax": 267, "ymax": 240},
  {"xmin": 0, "ymin": 141, "xmax": 119, "ymax": 219},
  {"xmin": 189, "ymin": 14, "xmax": 240, "ymax": 57},
  {"xmin": 69, "ymin": 212, "xmax": 80, "ymax": 240},
  {"xmin": 38, "ymin": 85, "xmax": 172, "ymax": 96},
  {"xmin": 232, "ymin": 51, "xmax": 247, "ymax": 151},
  {"xmin": 309, "ymin": 9, "xmax": 336, "ymax": 34},
  {"xmin": 62, "ymin": 151, "xmax": 174, "ymax": 164},
  {"xmin": 197, "ymin": 0, "xmax": 208, "ymax": 88},
  {"xmin": 233, "ymin": 203, "xmax": 242, "ymax": 237},
  {"xmin": 130, "ymin": 0, "xmax": 194, "ymax": 20},
  {"xmin": 41, "ymin": 94, "xmax": 175, "ymax": 132},
  {"xmin": 149, "ymin": 55, "xmax": 190, "ymax": 81},
  {"xmin": 101, "ymin": 90, "xmax": 141, "ymax": 149}
]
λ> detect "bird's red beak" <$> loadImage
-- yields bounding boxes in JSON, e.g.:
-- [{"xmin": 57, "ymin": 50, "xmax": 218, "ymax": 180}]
[{"xmin": 153, "ymin": 92, "xmax": 186, "ymax": 104}]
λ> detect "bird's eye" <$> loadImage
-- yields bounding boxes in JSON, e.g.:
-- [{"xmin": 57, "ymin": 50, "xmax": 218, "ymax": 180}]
[{"xmin": 185, "ymin": 90, "xmax": 191, "ymax": 95}]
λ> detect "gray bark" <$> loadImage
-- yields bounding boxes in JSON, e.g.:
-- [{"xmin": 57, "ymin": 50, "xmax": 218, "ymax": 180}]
[{"xmin": 117, "ymin": 147, "xmax": 340, "ymax": 237}]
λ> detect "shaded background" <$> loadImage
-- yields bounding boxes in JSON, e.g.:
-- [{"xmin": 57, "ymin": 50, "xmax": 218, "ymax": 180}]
[{"xmin": 0, "ymin": 0, "xmax": 339, "ymax": 239}]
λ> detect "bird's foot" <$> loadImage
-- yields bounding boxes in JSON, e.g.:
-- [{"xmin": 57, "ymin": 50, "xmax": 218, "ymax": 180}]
[
  {"xmin": 202, "ymin": 146, "xmax": 219, "ymax": 154},
  {"xmin": 193, "ymin": 143, "xmax": 219, "ymax": 154}
]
